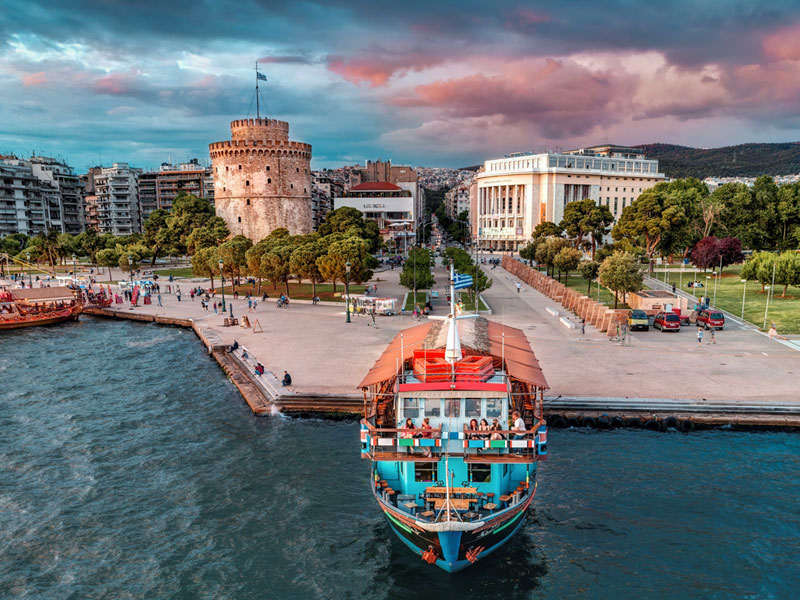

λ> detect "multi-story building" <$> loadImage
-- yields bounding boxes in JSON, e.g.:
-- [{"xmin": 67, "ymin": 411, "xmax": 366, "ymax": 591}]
[
  {"xmin": 92, "ymin": 163, "xmax": 142, "ymax": 235},
  {"xmin": 138, "ymin": 158, "xmax": 214, "ymax": 224},
  {"xmin": 0, "ymin": 155, "xmax": 86, "ymax": 237},
  {"xmin": 311, "ymin": 173, "xmax": 344, "ymax": 229},
  {"xmin": 347, "ymin": 159, "xmax": 423, "ymax": 232},
  {"xmin": 471, "ymin": 145, "xmax": 665, "ymax": 250},
  {"xmin": 209, "ymin": 118, "xmax": 313, "ymax": 240},
  {"xmin": 80, "ymin": 168, "xmax": 101, "ymax": 232},
  {"xmin": 333, "ymin": 182, "xmax": 416, "ymax": 251},
  {"xmin": 444, "ymin": 184, "xmax": 470, "ymax": 219}
]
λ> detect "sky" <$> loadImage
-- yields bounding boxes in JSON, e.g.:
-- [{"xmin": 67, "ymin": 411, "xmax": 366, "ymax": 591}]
[{"xmin": 3, "ymin": 0, "xmax": 800, "ymax": 171}]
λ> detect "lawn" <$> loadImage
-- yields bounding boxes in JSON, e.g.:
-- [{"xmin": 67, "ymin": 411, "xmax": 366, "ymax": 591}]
[
  {"xmin": 219, "ymin": 281, "xmax": 366, "ymax": 302},
  {"xmin": 653, "ymin": 264, "xmax": 800, "ymax": 334},
  {"xmin": 152, "ymin": 267, "xmax": 195, "ymax": 278}
]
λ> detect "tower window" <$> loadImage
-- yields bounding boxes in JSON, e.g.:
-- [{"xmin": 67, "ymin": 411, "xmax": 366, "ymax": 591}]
[
  {"xmin": 238, "ymin": 165, "xmax": 242, "ymax": 170},
  {"xmin": 290, "ymin": 184, "xmax": 294, "ymax": 189},
  {"xmin": 267, "ymin": 178, "xmax": 271, "ymax": 184},
  {"xmin": 266, "ymin": 165, "xmax": 270, "ymax": 171},
  {"xmin": 226, "ymin": 166, "xmax": 229, "ymax": 172},
  {"xmin": 245, "ymin": 180, "xmax": 250, "ymax": 186},
  {"xmin": 238, "ymin": 216, "xmax": 241, "ymax": 222},
  {"xmin": 304, "ymin": 188, "xmax": 307, "ymax": 193},
  {"xmin": 296, "ymin": 168, "xmax": 299, "ymax": 173},
  {"xmin": 223, "ymin": 187, "xmax": 226, "ymax": 191},
  {"xmin": 246, "ymin": 199, "xmax": 250, "ymax": 205}
]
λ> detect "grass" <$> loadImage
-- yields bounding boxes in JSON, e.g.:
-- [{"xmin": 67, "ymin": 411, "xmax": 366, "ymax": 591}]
[
  {"xmin": 546, "ymin": 270, "xmax": 631, "ymax": 309},
  {"xmin": 651, "ymin": 264, "xmax": 800, "ymax": 334},
  {"xmin": 403, "ymin": 291, "xmax": 429, "ymax": 311},
  {"xmin": 152, "ymin": 267, "xmax": 195, "ymax": 278},
  {"xmin": 219, "ymin": 281, "xmax": 366, "ymax": 302}
]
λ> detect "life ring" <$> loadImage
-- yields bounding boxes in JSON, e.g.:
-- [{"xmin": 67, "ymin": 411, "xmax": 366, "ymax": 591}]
[{"xmin": 644, "ymin": 419, "xmax": 663, "ymax": 432}]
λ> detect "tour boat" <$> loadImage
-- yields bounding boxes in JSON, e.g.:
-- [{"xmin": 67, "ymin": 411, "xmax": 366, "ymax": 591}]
[
  {"xmin": 0, "ymin": 288, "xmax": 82, "ymax": 330},
  {"xmin": 358, "ymin": 267, "xmax": 549, "ymax": 572}
]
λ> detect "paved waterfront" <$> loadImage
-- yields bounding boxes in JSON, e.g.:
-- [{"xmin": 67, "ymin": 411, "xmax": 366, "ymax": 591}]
[{"xmin": 91, "ymin": 261, "xmax": 798, "ymax": 403}]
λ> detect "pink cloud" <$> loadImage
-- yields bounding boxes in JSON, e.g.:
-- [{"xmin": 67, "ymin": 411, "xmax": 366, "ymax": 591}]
[
  {"xmin": 22, "ymin": 71, "xmax": 47, "ymax": 87},
  {"xmin": 763, "ymin": 24, "xmax": 800, "ymax": 61},
  {"xmin": 327, "ymin": 53, "xmax": 442, "ymax": 87},
  {"xmin": 92, "ymin": 70, "xmax": 142, "ymax": 96}
]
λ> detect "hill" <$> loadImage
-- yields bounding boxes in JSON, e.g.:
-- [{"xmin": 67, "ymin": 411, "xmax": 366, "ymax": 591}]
[{"xmin": 635, "ymin": 142, "xmax": 800, "ymax": 178}]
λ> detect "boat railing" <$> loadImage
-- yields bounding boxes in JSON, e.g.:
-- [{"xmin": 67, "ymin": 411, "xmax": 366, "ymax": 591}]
[{"xmin": 360, "ymin": 420, "xmax": 547, "ymax": 461}]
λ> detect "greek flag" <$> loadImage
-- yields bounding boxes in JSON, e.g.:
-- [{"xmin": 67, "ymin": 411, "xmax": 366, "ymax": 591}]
[
  {"xmin": 257, "ymin": 72, "xmax": 267, "ymax": 81},
  {"xmin": 454, "ymin": 273, "xmax": 474, "ymax": 289}
]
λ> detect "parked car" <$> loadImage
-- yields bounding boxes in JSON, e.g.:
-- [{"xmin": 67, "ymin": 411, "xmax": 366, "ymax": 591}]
[
  {"xmin": 654, "ymin": 312, "xmax": 681, "ymax": 332},
  {"xmin": 696, "ymin": 310, "xmax": 725, "ymax": 330},
  {"xmin": 628, "ymin": 309, "xmax": 650, "ymax": 331}
]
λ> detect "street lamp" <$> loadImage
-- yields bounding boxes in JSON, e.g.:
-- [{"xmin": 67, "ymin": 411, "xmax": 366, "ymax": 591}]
[
  {"xmin": 345, "ymin": 260, "xmax": 352, "ymax": 324},
  {"xmin": 713, "ymin": 255, "xmax": 722, "ymax": 306},
  {"xmin": 128, "ymin": 254, "xmax": 134, "ymax": 292},
  {"xmin": 26, "ymin": 252, "xmax": 31, "ymax": 286},
  {"xmin": 705, "ymin": 275, "xmax": 711, "ymax": 306},
  {"xmin": 72, "ymin": 254, "xmax": 77, "ymax": 281},
  {"xmin": 741, "ymin": 279, "xmax": 747, "ymax": 319},
  {"xmin": 218, "ymin": 259, "xmax": 226, "ymax": 312}
]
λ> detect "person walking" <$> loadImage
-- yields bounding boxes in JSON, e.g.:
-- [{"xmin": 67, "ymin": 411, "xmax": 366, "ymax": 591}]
[
  {"xmin": 581, "ymin": 319, "xmax": 586, "ymax": 335},
  {"xmin": 157, "ymin": 294, "xmax": 162, "ymax": 307},
  {"xmin": 213, "ymin": 302, "xmax": 218, "ymax": 315},
  {"xmin": 697, "ymin": 328, "xmax": 704, "ymax": 347},
  {"xmin": 709, "ymin": 329, "xmax": 716, "ymax": 345}
]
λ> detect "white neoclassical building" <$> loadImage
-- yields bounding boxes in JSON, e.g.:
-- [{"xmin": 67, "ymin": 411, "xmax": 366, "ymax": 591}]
[{"xmin": 471, "ymin": 145, "xmax": 666, "ymax": 250}]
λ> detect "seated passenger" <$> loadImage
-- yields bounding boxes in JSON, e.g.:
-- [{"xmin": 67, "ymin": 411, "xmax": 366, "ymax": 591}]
[
  {"xmin": 468, "ymin": 418, "xmax": 480, "ymax": 439},
  {"xmin": 420, "ymin": 417, "xmax": 433, "ymax": 438},
  {"xmin": 402, "ymin": 418, "xmax": 416, "ymax": 439},
  {"xmin": 479, "ymin": 418, "xmax": 491, "ymax": 439},
  {"xmin": 490, "ymin": 419, "xmax": 504, "ymax": 440}
]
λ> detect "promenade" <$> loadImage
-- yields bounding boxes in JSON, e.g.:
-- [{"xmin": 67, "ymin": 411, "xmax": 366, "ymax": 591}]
[{"xmin": 87, "ymin": 260, "xmax": 798, "ymax": 406}]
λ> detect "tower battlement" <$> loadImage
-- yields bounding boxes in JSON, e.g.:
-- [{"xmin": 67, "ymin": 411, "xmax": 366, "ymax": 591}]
[{"xmin": 230, "ymin": 118, "xmax": 290, "ymax": 143}]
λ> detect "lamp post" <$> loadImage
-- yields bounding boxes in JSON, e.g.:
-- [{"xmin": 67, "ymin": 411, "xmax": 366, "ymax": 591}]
[
  {"xmin": 345, "ymin": 260, "xmax": 352, "ymax": 323},
  {"xmin": 128, "ymin": 254, "xmax": 134, "ymax": 290},
  {"xmin": 26, "ymin": 252, "xmax": 31, "ymax": 286},
  {"xmin": 72, "ymin": 254, "xmax": 77, "ymax": 281},
  {"xmin": 705, "ymin": 275, "xmax": 711, "ymax": 306},
  {"xmin": 218, "ymin": 259, "xmax": 226, "ymax": 312},
  {"xmin": 741, "ymin": 279, "xmax": 747, "ymax": 319},
  {"xmin": 763, "ymin": 259, "xmax": 777, "ymax": 331},
  {"xmin": 713, "ymin": 255, "xmax": 722, "ymax": 306}
]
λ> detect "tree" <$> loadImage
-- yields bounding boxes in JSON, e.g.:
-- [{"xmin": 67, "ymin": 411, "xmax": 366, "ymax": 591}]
[
  {"xmin": 400, "ymin": 247, "xmax": 435, "ymax": 291},
  {"xmin": 701, "ymin": 185, "xmax": 729, "ymax": 238},
  {"xmin": 317, "ymin": 206, "xmax": 381, "ymax": 253},
  {"xmin": 612, "ymin": 182, "xmax": 690, "ymax": 272},
  {"xmin": 741, "ymin": 251, "xmax": 771, "ymax": 292},
  {"xmin": 262, "ymin": 243, "xmax": 295, "ymax": 296},
  {"xmin": 290, "ymin": 241, "xmax": 325, "ymax": 297},
  {"xmin": 96, "ymin": 248, "xmax": 120, "ymax": 282},
  {"xmin": 316, "ymin": 236, "xmax": 375, "ymax": 291},
  {"xmin": 579, "ymin": 260, "xmax": 600, "ymax": 295},
  {"xmin": 143, "ymin": 209, "xmax": 177, "ymax": 265},
  {"xmin": 185, "ymin": 216, "xmax": 229, "ymax": 255},
  {"xmin": 691, "ymin": 236, "xmax": 744, "ymax": 270},
  {"xmin": 76, "ymin": 230, "xmax": 103, "ymax": 267},
  {"xmin": 216, "ymin": 235, "xmax": 253, "ymax": 290},
  {"xmin": 533, "ymin": 221, "xmax": 563, "ymax": 239},
  {"xmin": 518, "ymin": 239, "xmax": 539, "ymax": 263},
  {"xmin": 598, "ymin": 251, "xmax": 643, "ymax": 308},
  {"xmin": 534, "ymin": 237, "xmax": 570, "ymax": 277},
  {"xmin": 553, "ymin": 247, "xmax": 581, "ymax": 282},
  {"xmin": 775, "ymin": 251, "xmax": 800, "ymax": 297},
  {"xmin": 38, "ymin": 228, "xmax": 61, "ymax": 269},
  {"xmin": 719, "ymin": 177, "xmax": 777, "ymax": 250},
  {"xmin": 166, "ymin": 192, "xmax": 217, "ymax": 252},
  {"xmin": 191, "ymin": 246, "xmax": 218, "ymax": 289},
  {"xmin": 776, "ymin": 182, "xmax": 800, "ymax": 251},
  {"xmin": 559, "ymin": 199, "xmax": 614, "ymax": 258}
]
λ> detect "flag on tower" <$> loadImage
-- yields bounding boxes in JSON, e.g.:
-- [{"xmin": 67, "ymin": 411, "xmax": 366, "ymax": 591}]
[{"xmin": 257, "ymin": 72, "xmax": 267, "ymax": 81}]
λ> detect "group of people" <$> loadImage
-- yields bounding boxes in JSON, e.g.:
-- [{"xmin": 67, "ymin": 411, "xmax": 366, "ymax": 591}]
[{"xmin": 399, "ymin": 410, "xmax": 528, "ymax": 455}]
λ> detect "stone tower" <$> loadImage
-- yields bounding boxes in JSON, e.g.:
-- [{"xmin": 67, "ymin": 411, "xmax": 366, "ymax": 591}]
[{"xmin": 209, "ymin": 118, "xmax": 312, "ymax": 240}]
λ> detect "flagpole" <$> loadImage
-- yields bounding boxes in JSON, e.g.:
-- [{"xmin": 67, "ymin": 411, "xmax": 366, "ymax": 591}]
[{"xmin": 255, "ymin": 60, "xmax": 260, "ymax": 119}]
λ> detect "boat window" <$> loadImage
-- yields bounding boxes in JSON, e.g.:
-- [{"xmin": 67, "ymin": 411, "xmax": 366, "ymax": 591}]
[
  {"xmin": 402, "ymin": 397, "xmax": 420, "ymax": 418},
  {"xmin": 424, "ymin": 398, "xmax": 440, "ymax": 417},
  {"xmin": 486, "ymin": 398, "xmax": 502, "ymax": 418},
  {"xmin": 415, "ymin": 462, "xmax": 437, "ymax": 482},
  {"xmin": 445, "ymin": 398, "xmax": 460, "ymax": 418},
  {"xmin": 468, "ymin": 464, "xmax": 491, "ymax": 483},
  {"xmin": 465, "ymin": 398, "xmax": 481, "ymax": 418}
]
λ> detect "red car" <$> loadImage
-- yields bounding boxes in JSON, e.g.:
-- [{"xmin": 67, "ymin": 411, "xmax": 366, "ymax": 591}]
[
  {"xmin": 654, "ymin": 312, "xmax": 681, "ymax": 332},
  {"xmin": 696, "ymin": 310, "xmax": 725, "ymax": 330}
]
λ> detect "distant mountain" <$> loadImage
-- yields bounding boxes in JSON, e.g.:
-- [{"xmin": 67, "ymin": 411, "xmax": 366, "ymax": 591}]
[{"xmin": 635, "ymin": 142, "xmax": 800, "ymax": 178}]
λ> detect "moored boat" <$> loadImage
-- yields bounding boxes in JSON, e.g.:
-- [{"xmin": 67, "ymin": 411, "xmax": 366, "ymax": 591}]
[
  {"xmin": 358, "ymin": 267, "xmax": 549, "ymax": 572},
  {"xmin": 0, "ymin": 287, "xmax": 82, "ymax": 330}
]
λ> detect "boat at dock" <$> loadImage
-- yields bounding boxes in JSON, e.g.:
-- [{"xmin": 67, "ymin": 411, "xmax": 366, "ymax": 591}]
[
  {"xmin": 358, "ymin": 267, "xmax": 549, "ymax": 572},
  {"xmin": 0, "ymin": 287, "xmax": 82, "ymax": 330}
]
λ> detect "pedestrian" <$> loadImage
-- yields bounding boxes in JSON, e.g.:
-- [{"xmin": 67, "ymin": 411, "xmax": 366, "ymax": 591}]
[
  {"xmin": 768, "ymin": 322, "xmax": 778, "ymax": 339},
  {"xmin": 709, "ymin": 329, "xmax": 716, "ymax": 345},
  {"xmin": 213, "ymin": 302, "xmax": 218, "ymax": 315},
  {"xmin": 157, "ymin": 294, "xmax": 162, "ymax": 307},
  {"xmin": 581, "ymin": 319, "xmax": 585, "ymax": 335},
  {"xmin": 252, "ymin": 300, "xmax": 257, "ymax": 311},
  {"xmin": 176, "ymin": 289, "xmax": 181, "ymax": 302},
  {"xmin": 672, "ymin": 283, "xmax": 676, "ymax": 294},
  {"xmin": 248, "ymin": 298, "xmax": 252, "ymax": 311},
  {"xmin": 516, "ymin": 281, "xmax": 521, "ymax": 293},
  {"xmin": 281, "ymin": 371, "xmax": 292, "ymax": 387},
  {"xmin": 190, "ymin": 290, "xmax": 195, "ymax": 301},
  {"xmin": 697, "ymin": 328, "xmax": 704, "ymax": 347}
]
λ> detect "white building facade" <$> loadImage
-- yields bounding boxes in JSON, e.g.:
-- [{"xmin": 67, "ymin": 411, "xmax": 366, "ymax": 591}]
[
  {"xmin": 334, "ymin": 181, "xmax": 417, "ymax": 250},
  {"xmin": 472, "ymin": 145, "xmax": 665, "ymax": 250}
]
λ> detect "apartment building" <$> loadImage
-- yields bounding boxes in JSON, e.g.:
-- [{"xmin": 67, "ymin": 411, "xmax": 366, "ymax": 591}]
[
  {"xmin": 138, "ymin": 158, "xmax": 214, "ymax": 223},
  {"xmin": 92, "ymin": 163, "xmax": 142, "ymax": 235},
  {"xmin": 444, "ymin": 184, "xmax": 470, "ymax": 219},
  {"xmin": 472, "ymin": 145, "xmax": 665, "ymax": 250},
  {"xmin": 333, "ymin": 181, "xmax": 416, "ymax": 250},
  {"xmin": 312, "ymin": 173, "xmax": 344, "ymax": 230}
]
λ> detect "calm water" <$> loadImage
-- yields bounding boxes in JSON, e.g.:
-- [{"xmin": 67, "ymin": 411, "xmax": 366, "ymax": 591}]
[{"xmin": 1, "ymin": 318, "xmax": 798, "ymax": 599}]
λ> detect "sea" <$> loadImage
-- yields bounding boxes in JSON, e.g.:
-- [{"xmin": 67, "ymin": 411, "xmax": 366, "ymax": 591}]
[{"xmin": 1, "ymin": 318, "xmax": 798, "ymax": 599}]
